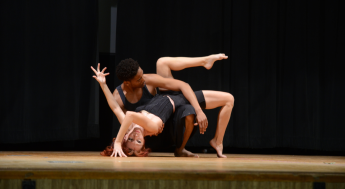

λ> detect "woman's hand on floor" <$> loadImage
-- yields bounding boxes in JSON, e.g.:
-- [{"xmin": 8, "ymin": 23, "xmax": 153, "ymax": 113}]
[{"xmin": 110, "ymin": 142, "xmax": 127, "ymax": 157}]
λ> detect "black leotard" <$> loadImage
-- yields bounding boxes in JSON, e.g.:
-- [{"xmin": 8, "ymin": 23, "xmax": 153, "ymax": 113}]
[
  {"xmin": 140, "ymin": 91, "xmax": 206, "ymax": 149},
  {"xmin": 135, "ymin": 91, "xmax": 205, "ymax": 125},
  {"xmin": 135, "ymin": 94, "xmax": 174, "ymax": 124}
]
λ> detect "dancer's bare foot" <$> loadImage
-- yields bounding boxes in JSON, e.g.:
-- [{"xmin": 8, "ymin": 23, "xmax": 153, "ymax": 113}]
[
  {"xmin": 174, "ymin": 148, "xmax": 199, "ymax": 158},
  {"xmin": 210, "ymin": 138, "xmax": 227, "ymax": 158},
  {"xmin": 204, "ymin": 53, "xmax": 228, "ymax": 70}
]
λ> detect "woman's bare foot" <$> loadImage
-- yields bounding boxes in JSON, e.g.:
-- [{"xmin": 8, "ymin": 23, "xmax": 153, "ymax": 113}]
[
  {"xmin": 210, "ymin": 138, "xmax": 227, "ymax": 158},
  {"xmin": 204, "ymin": 54, "xmax": 228, "ymax": 70},
  {"xmin": 174, "ymin": 148, "xmax": 199, "ymax": 158}
]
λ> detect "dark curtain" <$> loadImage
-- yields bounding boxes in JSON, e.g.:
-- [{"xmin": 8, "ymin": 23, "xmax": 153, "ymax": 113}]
[
  {"xmin": 0, "ymin": 0, "xmax": 99, "ymax": 143},
  {"xmin": 114, "ymin": 0, "xmax": 345, "ymax": 151}
]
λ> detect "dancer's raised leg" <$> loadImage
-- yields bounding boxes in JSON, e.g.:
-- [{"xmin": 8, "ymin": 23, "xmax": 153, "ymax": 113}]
[
  {"xmin": 202, "ymin": 90, "xmax": 234, "ymax": 158},
  {"xmin": 156, "ymin": 54, "xmax": 228, "ymax": 78}
]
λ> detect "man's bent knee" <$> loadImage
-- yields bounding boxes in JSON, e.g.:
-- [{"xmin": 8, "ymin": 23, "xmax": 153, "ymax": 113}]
[{"xmin": 185, "ymin": 114, "xmax": 195, "ymax": 127}]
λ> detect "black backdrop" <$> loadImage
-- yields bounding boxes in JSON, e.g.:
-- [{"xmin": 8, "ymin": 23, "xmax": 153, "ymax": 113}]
[
  {"xmin": 1, "ymin": 0, "xmax": 344, "ymax": 153},
  {"xmin": 113, "ymin": 0, "xmax": 345, "ymax": 152},
  {"xmin": 0, "ymin": 1, "xmax": 99, "ymax": 145}
]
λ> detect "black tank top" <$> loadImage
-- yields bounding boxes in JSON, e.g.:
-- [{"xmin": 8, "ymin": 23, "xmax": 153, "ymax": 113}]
[{"xmin": 116, "ymin": 84, "xmax": 155, "ymax": 111}]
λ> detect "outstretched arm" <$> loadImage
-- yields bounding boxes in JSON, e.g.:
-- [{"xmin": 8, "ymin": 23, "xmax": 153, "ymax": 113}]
[
  {"xmin": 91, "ymin": 63, "xmax": 125, "ymax": 124},
  {"xmin": 144, "ymin": 74, "xmax": 208, "ymax": 134},
  {"xmin": 111, "ymin": 111, "xmax": 162, "ymax": 157}
]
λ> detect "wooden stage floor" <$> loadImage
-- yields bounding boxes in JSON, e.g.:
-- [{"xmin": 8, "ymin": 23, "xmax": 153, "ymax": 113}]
[
  {"xmin": 0, "ymin": 151, "xmax": 345, "ymax": 183},
  {"xmin": 0, "ymin": 151, "xmax": 345, "ymax": 189}
]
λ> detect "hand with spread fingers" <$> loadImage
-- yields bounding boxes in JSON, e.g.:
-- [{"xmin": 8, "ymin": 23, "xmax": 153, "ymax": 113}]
[
  {"xmin": 91, "ymin": 63, "xmax": 109, "ymax": 84},
  {"xmin": 110, "ymin": 142, "xmax": 127, "ymax": 157}
]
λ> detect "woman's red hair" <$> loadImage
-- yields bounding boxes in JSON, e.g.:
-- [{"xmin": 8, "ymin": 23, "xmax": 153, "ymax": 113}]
[{"xmin": 100, "ymin": 138, "xmax": 151, "ymax": 157}]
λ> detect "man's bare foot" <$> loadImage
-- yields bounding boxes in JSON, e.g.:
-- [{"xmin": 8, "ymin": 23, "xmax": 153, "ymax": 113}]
[
  {"xmin": 210, "ymin": 138, "xmax": 227, "ymax": 158},
  {"xmin": 204, "ymin": 53, "xmax": 228, "ymax": 70},
  {"xmin": 174, "ymin": 148, "xmax": 199, "ymax": 158}
]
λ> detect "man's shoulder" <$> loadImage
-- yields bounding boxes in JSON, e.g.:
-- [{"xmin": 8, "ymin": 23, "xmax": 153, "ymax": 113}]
[
  {"xmin": 113, "ymin": 86, "xmax": 125, "ymax": 107},
  {"xmin": 113, "ymin": 82, "xmax": 126, "ymax": 92},
  {"xmin": 113, "ymin": 84, "xmax": 121, "ymax": 95},
  {"xmin": 113, "ymin": 88, "xmax": 119, "ymax": 95}
]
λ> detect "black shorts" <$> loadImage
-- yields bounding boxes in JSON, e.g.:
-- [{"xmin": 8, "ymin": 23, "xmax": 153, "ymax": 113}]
[{"xmin": 160, "ymin": 90, "xmax": 205, "ymax": 148}]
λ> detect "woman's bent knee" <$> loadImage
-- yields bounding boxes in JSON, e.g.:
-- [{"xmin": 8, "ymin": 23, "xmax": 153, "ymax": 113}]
[
  {"xmin": 225, "ymin": 93, "xmax": 234, "ymax": 107},
  {"xmin": 156, "ymin": 57, "xmax": 170, "ymax": 67}
]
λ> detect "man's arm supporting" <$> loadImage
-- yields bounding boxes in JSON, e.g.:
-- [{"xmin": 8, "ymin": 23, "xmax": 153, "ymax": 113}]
[{"xmin": 143, "ymin": 74, "xmax": 208, "ymax": 134}]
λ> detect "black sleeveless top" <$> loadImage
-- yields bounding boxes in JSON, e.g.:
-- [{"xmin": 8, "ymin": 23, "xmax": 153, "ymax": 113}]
[{"xmin": 116, "ymin": 84, "xmax": 155, "ymax": 111}]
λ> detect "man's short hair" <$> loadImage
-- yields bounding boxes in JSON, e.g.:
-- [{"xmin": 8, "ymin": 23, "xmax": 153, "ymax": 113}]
[{"xmin": 116, "ymin": 58, "xmax": 140, "ymax": 81}]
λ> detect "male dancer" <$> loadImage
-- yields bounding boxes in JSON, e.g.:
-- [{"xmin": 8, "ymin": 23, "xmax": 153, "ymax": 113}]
[{"xmin": 112, "ymin": 54, "xmax": 233, "ymax": 157}]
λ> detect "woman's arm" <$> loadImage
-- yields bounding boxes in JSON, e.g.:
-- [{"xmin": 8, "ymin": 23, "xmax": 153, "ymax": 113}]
[
  {"xmin": 111, "ymin": 111, "xmax": 161, "ymax": 157},
  {"xmin": 91, "ymin": 63, "xmax": 125, "ymax": 124}
]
